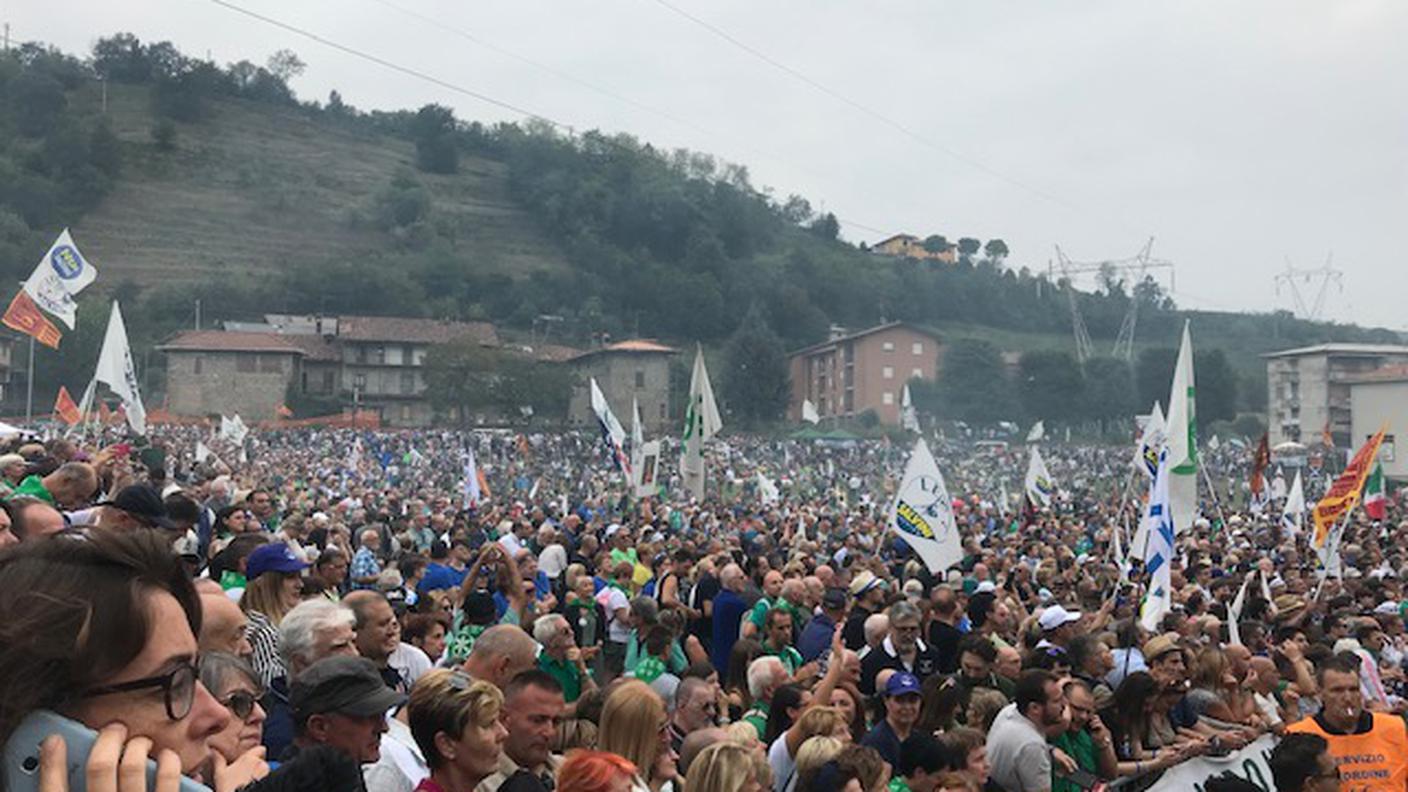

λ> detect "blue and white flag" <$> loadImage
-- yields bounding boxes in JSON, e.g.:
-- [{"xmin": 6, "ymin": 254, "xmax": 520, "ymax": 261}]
[
  {"xmin": 462, "ymin": 446, "xmax": 482, "ymax": 506},
  {"xmin": 1024, "ymin": 446, "xmax": 1054, "ymax": 509},
  {"xmin": 889, "ymin": 438, "xmax": 963, "ymax": 575},
  {"xmin": 1281, "ymin": 470, "xmax": 1305, "ymax": 537},
  {"xmin": 1140, "ymin": 448, "xmax": 1175, "ymax": 632},
  {"xmin": 590, "ymin": 377, "xmax": 631, "ymax": 477}
]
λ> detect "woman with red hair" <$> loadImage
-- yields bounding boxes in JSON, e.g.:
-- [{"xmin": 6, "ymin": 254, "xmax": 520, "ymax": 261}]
[{"xmin": 557, "ymin": 749, "xmax": 639, "ymax": 792}]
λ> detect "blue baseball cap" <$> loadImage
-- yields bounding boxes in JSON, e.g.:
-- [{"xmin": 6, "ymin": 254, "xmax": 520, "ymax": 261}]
[
  {"xmin": 885, "ymin": 672, "xmax": 922, "ymax": 697},
  {"xmin": 246, "ymin": 542, "xmax": 309, "ymax": 579}
]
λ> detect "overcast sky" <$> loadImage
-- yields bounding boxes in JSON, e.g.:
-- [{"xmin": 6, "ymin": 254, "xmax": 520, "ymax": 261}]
[{"xmin": 9, "ymin": 0, "xmax": 1407, "ymax": 331}]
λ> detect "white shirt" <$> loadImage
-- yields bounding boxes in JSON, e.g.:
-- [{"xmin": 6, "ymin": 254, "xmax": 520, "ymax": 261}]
[
  {"xmin": 538, "ymin": 544, "xmax": 568, "ymax": 579},
  {"xmin": 768, "ymin": 734, "xmax": 798, "ymax": 792},
  {"xmin": 498, "ymin": 532, "xmax": 525, "ymax": 556},
  {"xmin": 599, "ymin": 586, "xmax": 631, "ymax": 643},
  {"xmin": 364, "ymin": 717, "xmax": 427, "ymax": 792},
  {"xmin": 388, "ymin": 642, "xmax": 433, "ymax": 689}
]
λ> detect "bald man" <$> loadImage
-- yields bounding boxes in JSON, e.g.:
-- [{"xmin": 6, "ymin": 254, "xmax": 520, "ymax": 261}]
[
  {"xmin": 14, "ymin": 461, "xmax": 97, "ymax": 509},
  {"xmin": 196, "ymin": 578, "xmax": 254, "ymax": 658}
]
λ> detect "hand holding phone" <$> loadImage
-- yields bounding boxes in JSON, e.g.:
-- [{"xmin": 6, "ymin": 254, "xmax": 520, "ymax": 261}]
[{"xmin": 5, "ymin": 711, "xmax": 208, "ymax": 792}]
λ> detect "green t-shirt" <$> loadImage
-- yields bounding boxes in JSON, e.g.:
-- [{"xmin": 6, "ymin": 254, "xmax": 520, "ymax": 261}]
[
  {"xmin": 749, "ymin": 597, "xmax": 801, "ymax": 630},
  {"xmin": 765, "ymin": 645, "xmax": 804, "ymax": 675},
  {"xmin": 610, "ymin": 547, "xmax": 639, "ymax": 568},
  {"xmin": 13, "ymin": 475, "xmax": 54, "ymax": 504},
  {"xmin": 538, "ymin": 654, "xmax": 584, "ymax": 703},
  {"xmin": 887, "ymin": 779, "xmax": 913, "ymax": 792},
  {"xmin": 742, "ymin": 704, "xmax": 768, "ymax": 740},
  {"xmin": 1051, "ymin": 729, "xmax": 1098, "ymax": 792}
]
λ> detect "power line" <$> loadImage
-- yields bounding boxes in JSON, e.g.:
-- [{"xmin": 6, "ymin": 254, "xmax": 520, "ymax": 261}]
[
  {"xmin": 359, "ymin": 0, "xmax": 893, "ymax": 236},
  {"xmin": 199, "ymin": 0, "xmax": 894, "ymax": 237},
  {"xmin": 646, "ymin": 0, "xmax": 1144, "ymax": 235}
]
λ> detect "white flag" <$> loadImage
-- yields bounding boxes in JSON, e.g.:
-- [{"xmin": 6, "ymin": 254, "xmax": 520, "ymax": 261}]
[
  {"xmin": 1271, "ymin": 467, "xmax": 1288, "ymax": 501},
  {"xmin": 900, "ymin": 384, "xmax": 920, "ymax": 433},
  {"xmin": 758, "ymin": 471, "xmax": 780, "ymax": 505},
  {"xmin": 1026, "ymin": 420, "xmax": 1046, "ymax": 443},
  {"xmin": 1024, "ymin": 446, "xmax": 1054, "ymax": 508},
  {"xmin": 1165, "ymin": 322, "xmax": 1198, "ymax": 535},
  {"xmin": 889, "ymin": 438, "xmax": 963, "ymax": 575},
  {"xmin": 635, "ymin": 440, "xmax": 661, "ymax": 498},
  {"xmin": 195, "ymin": 441, "xmax": 211, "ymax": 463},
  {"xmin": 1134, "ymin": 402, "xmax": 1166, "ymax": 478},
  {"xmin": 463, "ymin": 447, "xmax": 482, "ymax": 506},
  {"xmin": 93, "ymin": 301, "xmax": 145, "ymax": 435},
  {"xmin": 801, "ymin": 398, "xmax": 820, "ymax": 425},
  {"xmin": 1207, "ymin": 435, "xmax": 1221, "ymax": 452},
  {"xmin": 1281, "ymin": 470, "xmax": 1305, "ymax": 536},
  {"xmin": 680, "ymin": 346, "xmax": 722, "ymax": 501},
  {"xmin": 1140, "ymin": 448, "xmax": 1175, "ymax": 632},
  {"xmin": 590, "ymin": 378, "xmax": 631, "ymax": 476},
  {"xmin": 220, "ymin": 414, "xmax": 249, "ymax": 445},
  {"xmin": 23, "ymin": 229, "xmax": 97, "ymax": 329},
  {"xmin": 1228, "ymin": 572, "xmax": 1253, "ymax": 646}
]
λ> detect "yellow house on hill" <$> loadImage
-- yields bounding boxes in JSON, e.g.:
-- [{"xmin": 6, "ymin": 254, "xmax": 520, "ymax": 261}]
[{"xmin": 870, "ymin": 233, "xmax": 957, "ymax": 263}]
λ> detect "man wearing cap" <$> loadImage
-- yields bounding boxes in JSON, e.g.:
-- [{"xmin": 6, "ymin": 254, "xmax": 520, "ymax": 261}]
[
  {"xmin": 799, "ymin": 587, "xmax": 849, "ymax": 664},
  {"xmin": 289, "ymin": 655, "xmax": 406, "ymax": 767},
  {"xmin": 842, "ymin": 570, "xmax": 888, "ymax": 651},
  {"xmin": 986, "ymin": 670, "xmax": 1067, "ymax": 792},
  {"xmin": 860, "ymin": 601, "xmax": 942, "ymax": 696},
  {"xmin": 862, "ymin": 671, "xmax": 923, "ymax": 767},
  {"xmin": 1036, "ymin": 605, "xmax": 1082, "ymax": 651},
  {"xmin": 70, "ymin": 484, "xmax": 181, "ymax": 531},
  {"xmin": 1142, "ymin": 633, "xmax": 1186, "ymax": 688}
]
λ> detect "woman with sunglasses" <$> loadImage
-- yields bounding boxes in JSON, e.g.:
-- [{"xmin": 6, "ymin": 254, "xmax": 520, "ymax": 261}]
[
  {"xmin": 200, "ymin": 652, "xmax": 269, "ymax": 768},
  {"xmin": 0, "ymin": 529, "xmax": 268, "ymax": 790}
]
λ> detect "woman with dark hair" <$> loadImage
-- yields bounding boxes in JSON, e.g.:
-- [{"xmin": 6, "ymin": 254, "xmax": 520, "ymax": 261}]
[
  {"xmin": 209, "ymin": 505, "xmax": 255, "ymax": 559},
  {"xmin": 0, "ymin": 530, "xmax": 267, "ymax": 789},
  {"xmin": 762, "ymin": 684, "xmax": 810, "ymax": 746},
  {"xmin": 1097, "ymin": 671, "xmax": 1186, "ymax": 777}
]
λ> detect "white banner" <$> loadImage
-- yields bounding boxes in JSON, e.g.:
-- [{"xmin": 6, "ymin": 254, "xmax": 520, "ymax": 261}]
[
  {"xmin": 1143, "ymin": 735, "xmax": 1276, "ymax": 792},
  {"xmin": 24, "ymin": 229, "xmax": 97, "ymax": 329}
]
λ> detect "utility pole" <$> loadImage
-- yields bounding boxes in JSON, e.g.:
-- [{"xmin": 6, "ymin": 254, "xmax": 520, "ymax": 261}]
[
  {"xmin": 3, "ymin": 23, "xmax": 10, "ymax": 53},
  {"xmin": 1051, "ymin": 239, "xmax": 1175, "ymax": 363},
  {"xmin": 1273, "ymin": 254, "xmax": 1343, "ymax": 321},
  {"xmin": 24, "ymin": 336, "xmax": 33, "ymax": 424},
  {"xmin": 194, "ymin": 299, "xmax": 201, "ymax": 330}
]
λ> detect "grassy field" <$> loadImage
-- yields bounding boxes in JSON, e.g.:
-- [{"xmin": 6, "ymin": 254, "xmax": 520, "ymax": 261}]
[{"xmin": 67, "ymin": 83, "xmax": 569, "ymax": 289}]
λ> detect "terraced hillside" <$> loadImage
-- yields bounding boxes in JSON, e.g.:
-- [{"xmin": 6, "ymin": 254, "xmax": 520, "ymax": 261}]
[{"xmin": 68, "ymin": 83, "xmax": 568, "ymax": 288}]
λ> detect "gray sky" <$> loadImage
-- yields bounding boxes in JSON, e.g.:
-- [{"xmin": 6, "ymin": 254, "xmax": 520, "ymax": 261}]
[{"xmin": 10, "ymin": 0, "xmax": 1408, "ymax": 330}]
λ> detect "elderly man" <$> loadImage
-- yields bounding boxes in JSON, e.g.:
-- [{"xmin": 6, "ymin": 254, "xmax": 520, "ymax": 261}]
[
  {"xmin": 843, "ymin": 570, "xmax": 889, "ymax": 651},
  {"xmin": 12, "ymin": 460, "xmax": 97, "ymax": 509},
  {"xmin": 668, "ymin": 677, "xmax": 719, "ymax": 755},
  {"xmin": 351, "ymin": 529, "xmax": 384, "ymax": 590},
  {"xmin": 799, "ymin": 587, "xmax": 848, "ymax": 663},
  {"xmin": 264, "ymin": 598, "xmax": 360, "ymax": 758},
  {"xmin": 196, "ymin": 578, "xmax": 253, "ymax": 658},
  {"xmin": 743, "ymin": 569, "xmax": 787, "ymax": 640},
  {"xmin": 742, "ymin": 656, "xmax": 789, "ymax": 738},
  {"xmin": 462, "ymin": 624, "xmax": 540, "ymax": 689},
  {"xmin": 289, "ymin": 656, "xmax": 405, "ymax": 765},
  {"xmin": 345, "ymin": 590, "xmax": 411, "ymax": 693},
  {"xmin": 534, "ymin": 613, "xmax": 598, "ymax": 711},
  {"xmin": 710, "ymin": 562, "xmax": 750, "ymax": 673},
  {"xmin": 72, "ymin": 484, "xmax": 180, "ymax": 531},
  {"xmin": 860, "ymin": 601, "xmax": 940, "ymax": 695}
]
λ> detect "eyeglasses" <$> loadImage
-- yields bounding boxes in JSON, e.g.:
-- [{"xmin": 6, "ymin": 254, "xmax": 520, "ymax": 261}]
[
  {"xmin": 221, "ymin": 689, "xmax": 263, "ymax": 721},
  {"xmin": 81, "ymin": 660, "xmax": 200, "ymax": 721}
]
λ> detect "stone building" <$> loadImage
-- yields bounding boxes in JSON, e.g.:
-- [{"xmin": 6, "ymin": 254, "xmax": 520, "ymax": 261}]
[{"xmin": 567, "ymin": 340, "xmax": 678, "ymax": 436}]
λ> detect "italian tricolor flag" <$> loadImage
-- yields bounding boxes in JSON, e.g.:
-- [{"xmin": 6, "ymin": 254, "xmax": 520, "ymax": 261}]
[{"xmin": 1364, "ymin": 462, "xmax": 1387, "ymax": 521}]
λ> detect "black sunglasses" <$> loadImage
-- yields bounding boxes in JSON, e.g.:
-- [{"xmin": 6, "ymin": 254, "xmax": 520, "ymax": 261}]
[
  {"xmin": 221, "ymin": 689, "xmax": 263, "ymax": 721},
  {"xmin": 80, "ymin": 660, "xmax": 200, "ymax": 721}
]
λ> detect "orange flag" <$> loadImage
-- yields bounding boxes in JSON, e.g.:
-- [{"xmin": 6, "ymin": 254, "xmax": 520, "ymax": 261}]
[
  {"xmin": 276, "ymin": 404, "xmax": 294, "ymax": 418},
  {"xmin": 54, "ymin": 386, "xmax": 82, "ymax": 425},
  {"xmin": 2, "ymin": 290, "xmax": 62, "ymax": 349},
  {"xmin": 1312, "ymin": 427, "xmax": 1386, "ymax": 548}
]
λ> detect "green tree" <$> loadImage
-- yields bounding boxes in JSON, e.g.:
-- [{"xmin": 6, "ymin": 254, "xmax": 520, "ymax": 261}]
[
  {"xmin": 266, "ymin": 50, "xmax": 305, "ymax": 83},
  {"xmin": 422, "ymin": 341, "xmax": 499, "ymax": 424},
  {"xmin": 494, "ymin": 357, "xmax": 572, "ymax": 422},
  {"xmin": 10, "ymin": 70, "xmax": 67, "ymax": 137},
  {"xmin": 922, "ymin": 234, "xmax": 949, "ymax": 254},
  {"xmin": 721, "ymin": 307, "xmax": 789, "ymax": 426},
  {"xmin": 929, "ymin": 338, "xmax": 1017, "ymax": 424},
  {"xmin": 1135, "ymin": 347, "xmax": 1177, "ymax": 412},
  {"xmin": 957, "ymin": 237, "xmax": 981, "ymax": 263},
  {"xmin": 151, "ymin": 119, "xmax": 177, "ymax": 151},
  {"xmin": 983, "ymin": 239, "xmax": 1009, "ymax": 262},
  {"xmin": 411, "ymin": 104, "xmax": 459, "ymax": 174},
  {"xmin": 807, "ymin": 212, "xmax": 839, "ymax": 240},
  {"xmin": 1017, "ymin": 349, "xmax": 1085, "ymax": 423},
  {"xmin": 92, "ymin": 34, "xmax": 151, "ymax": 83},
  {"xmin": 1196, "ymin": 349, "xmax": 1238, "ymax": 425},
  {"xmin": 1082, "ymin": 356, "xmax": 1135, "ymax": 430}
]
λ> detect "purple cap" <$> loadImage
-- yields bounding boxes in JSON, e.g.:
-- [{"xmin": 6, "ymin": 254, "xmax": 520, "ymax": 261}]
[
  {"xmin": 246, "ymin": 543, "xmax": 309, "ymax": 580},
  {"xmin": 885, "ymin": 672, "xmax": 922, "ymax": 697}
]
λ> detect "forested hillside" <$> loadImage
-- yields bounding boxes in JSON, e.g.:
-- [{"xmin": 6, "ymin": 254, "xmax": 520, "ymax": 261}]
[{"xmin": 0, "ymin": 35, "xmax": 1397, "ymax": 422}]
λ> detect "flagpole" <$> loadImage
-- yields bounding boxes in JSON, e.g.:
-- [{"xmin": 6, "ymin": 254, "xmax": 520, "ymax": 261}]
[
  {"xmin": 24, "ymin": 335, "xmax": 33, "ymax": 424},
  {"xmin": 1199, "ymin": 462, "xmax": 1231, "ymax": 529}
]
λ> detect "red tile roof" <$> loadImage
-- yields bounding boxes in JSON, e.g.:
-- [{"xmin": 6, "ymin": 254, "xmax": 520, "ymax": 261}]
[
  {"xmin": 156, "ymin": 331, "xmax": 307, "ymax": 354},
  {"xmin": 571, "ymin": 339, "xmax": 678, "ymax": 361}
]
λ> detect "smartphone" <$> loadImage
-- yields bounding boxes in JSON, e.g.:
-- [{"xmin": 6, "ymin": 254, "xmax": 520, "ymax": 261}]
[
  {"xmin": 4, "ymin": 710, "xmax": 210, "ymax": 792},
  {"xmin": 1057, "ymin": 767, "xmax": 1102, "ymax": 790}
]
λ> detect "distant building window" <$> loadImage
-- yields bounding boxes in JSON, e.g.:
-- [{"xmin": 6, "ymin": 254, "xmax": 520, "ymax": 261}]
[
  {"xmin": 401, "ymin": 372, "xmax": 415, "ymax": 394},
  {"xmin": 236, "ymin": 355, "xmax": 256, "ymax": 373},
  {"xmin": 882, "ymin": 366, "xmax": 894, "ymax": 380},
  {"xmin": 374, "ymin": 345, "xmax": 386, "ymax": 365},
  {"xmin": 912, "ymin": 368, "xmax": 923, "ymax": 379},
  {"xmin": 400, "ymin": 405, "xmax": 411, "ymax": 422},
  {"xmin": 260, "ymin": 355, "xmax": 282, "ymax": 373},
  {"xmin": 882, "ymin": 341, "xmax": 895, "ymax": 352},
  {"xmin": 193, "ymin": 356, "xmax": 203, "ymax": 375},
  {"xmin": 882, "ymin": 391, "xmax": 894, "ymax": 406},
  {"xmin": 635, "ymin": 370, "xmax": 645, "ymax": 388},
  {"xmin": 322, "ymin": 370, "xmax": 335, "ymax": 391},
  {"xmin": 912, "ymin": 342, "xmax": 924, "ymax": 355},
  {"xmin": 659, "ymin": 403, "xmax": 667, "ymax": 420}
]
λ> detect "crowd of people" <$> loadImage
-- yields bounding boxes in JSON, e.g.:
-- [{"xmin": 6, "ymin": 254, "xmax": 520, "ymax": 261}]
[{"xmin": 1, "ymin": 422, "xmax": 1406, "ymax": 792}]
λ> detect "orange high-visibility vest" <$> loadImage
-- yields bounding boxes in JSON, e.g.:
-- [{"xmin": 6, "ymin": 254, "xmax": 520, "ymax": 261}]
[{"xmin": 1286, "ymin": 712, "xmax": 1408, "ymax": 792}]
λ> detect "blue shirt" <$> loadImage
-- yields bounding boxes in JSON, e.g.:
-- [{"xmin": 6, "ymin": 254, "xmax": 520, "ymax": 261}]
[
  {"xmin": 862, "ymin": 719, "xmax": 902, "ymax": 768},
  {"xmin": 797, "ymin": 612, "xmax": 836, "ymax": 663},
  {"xmin": 350, "ymin": 546, "xmax": 381, "ymax": 590},
  {"xmin": 417, "ymin": 561, "xmax": 467, "ymax": 596},
  {"xmin": 711, "ymin": 589, "xmax": 748, "ymax": 673}
]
